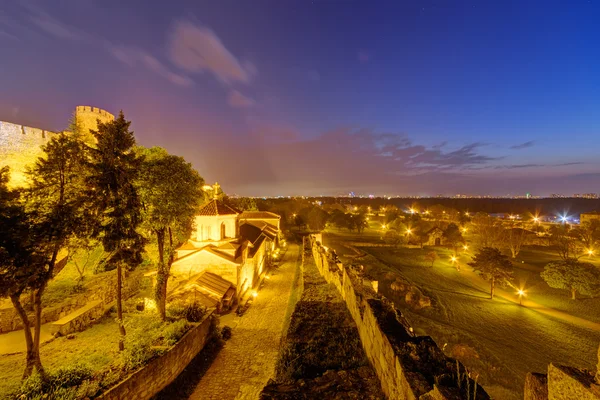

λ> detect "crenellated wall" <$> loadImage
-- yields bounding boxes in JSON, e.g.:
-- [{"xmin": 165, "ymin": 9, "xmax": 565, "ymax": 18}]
[
  {"xmin": 0, "ymin": 105, "xmax": 114, "ymax": 186},
  {"xmin": 308, "ymin": 235, "xmax": 489, "ymax": 399}
]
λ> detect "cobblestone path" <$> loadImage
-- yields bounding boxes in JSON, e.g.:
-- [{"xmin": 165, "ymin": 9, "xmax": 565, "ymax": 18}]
[{"xmin": 187, "ymin": 244, "xmax": 300, "ymax": 400}]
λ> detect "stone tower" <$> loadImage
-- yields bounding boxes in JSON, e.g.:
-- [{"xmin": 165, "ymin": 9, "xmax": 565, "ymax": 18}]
[{"xmin": 74, "ymin": 105, "xmax": 115, "ymax": 141}]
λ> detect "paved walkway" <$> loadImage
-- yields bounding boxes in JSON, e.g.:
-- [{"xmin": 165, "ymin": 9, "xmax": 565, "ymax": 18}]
[
  {"xmin": 188, "ymin": 244, "xmax": 300, "ymax": 400},
  {"xmin": 0, "ymin": 323, "xmax": 54, "ymax": 355}
]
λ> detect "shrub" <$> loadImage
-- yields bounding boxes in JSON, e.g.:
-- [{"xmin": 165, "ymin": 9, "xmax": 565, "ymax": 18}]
[
  {"xmin": 167, "ymin": 300, "xmax": 207, "ymax": 322},
  {"xmin": 221, "ymin": 325, "xmax": 232, "ymax": 340},
  {"xmin": 121, "ymin": 334, "xmax": 159, "ymax": 371},
  {"xmin": 163, "ymin": 320, "xmax": 190, "ymax": 346},
  {"xmin": 19, "ymin": 364, "xmax": 93, "ymax": 399}
]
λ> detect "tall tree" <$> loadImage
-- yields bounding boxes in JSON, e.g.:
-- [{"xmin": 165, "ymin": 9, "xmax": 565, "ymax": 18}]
[
  {"xmin": 549, "ymin": 224, "xmax": 578, "ymax": 260},
  {"xmin": 468, "ymin": 247, "xmax": 514, "ymax": 299},
  {"xmin": 137, "ymin": 147, "xmax": 204, "ymax": 320},
  {"xmin": 21, "ymin": 132, "xmax": 88, "ymax": 377},
  {"xmin": 541, "ymin": 259, "xmax": 600, "ymax": 300},
  {"xmin": 0, "ymin": 167, "xmax": 49, "ymax": 378},
  {"xmin": 573, "ymin": 220, "xmax": 600, "ymax": 252},
  {"xmin": 443, "ymin": 223, "xmax": 464, "ymax": 255},
  {"xmin": 87, "ymin": 112, "xmax": 145, "ymax": 351},
  {"xmin": 505, "ymin": 224, "xmax": 530, "ymax": 259},
  {"xmin": 469, "ymin": 213, "xmax": 504, "ymax": 249}
]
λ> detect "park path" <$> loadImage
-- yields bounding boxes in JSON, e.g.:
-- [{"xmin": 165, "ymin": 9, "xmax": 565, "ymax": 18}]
[
  {"xmin": 0, "ymin": 323, "xmax": 54, "ymax": 355},
  {"xmin": 187, "ymin": 243, "xmax": 300, "ymax": 400}
]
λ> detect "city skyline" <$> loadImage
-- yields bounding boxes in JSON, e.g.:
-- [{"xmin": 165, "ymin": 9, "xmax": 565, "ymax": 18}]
[{"xmin": 1, "ymin": 0, "xmax": 599, "ymax": 196}]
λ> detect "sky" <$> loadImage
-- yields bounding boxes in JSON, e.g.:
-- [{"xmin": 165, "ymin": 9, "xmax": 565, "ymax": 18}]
[{"xmin": 1, "ymin": 0, "xmax": 599, "ymax": 197}]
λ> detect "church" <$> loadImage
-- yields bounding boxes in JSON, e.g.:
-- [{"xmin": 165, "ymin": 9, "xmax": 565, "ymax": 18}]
[{"xmin": 168, "ymin": 186, "xmax": 281, "ymax": 311}]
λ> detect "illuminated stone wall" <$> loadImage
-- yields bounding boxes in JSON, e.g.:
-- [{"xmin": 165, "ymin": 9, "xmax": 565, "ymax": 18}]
[
  {"xmin": 99, "ymin": 311, "xmax": 215, "ymax": 400},
  {"xmin": 0, "ymin": 105, "xmax": 114, "ymax": 187}
]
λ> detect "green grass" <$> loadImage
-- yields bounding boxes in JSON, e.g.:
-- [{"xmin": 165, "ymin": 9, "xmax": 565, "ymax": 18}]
[
  {"xmin": 323, "ymin": 229, "xmax": 600, "ymax": 400},
  {"xmin": 0, "ymin": 311, "xmax": 192, "ymax": 399}
]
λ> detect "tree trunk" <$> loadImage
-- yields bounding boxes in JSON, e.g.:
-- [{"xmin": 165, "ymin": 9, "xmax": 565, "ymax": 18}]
[
  {"xmin": 571, "ymin": 286, "xmax": 576, "ymax": 300},
  {"xmin": 31, "ymin": 287, "xmax": 46, "ymax": 376},
  {"xmin": 117, "ymin": 263, "xmax": 126, "ymax": 351},
  {"xmin": 155, "ymin": 229, "xmax": 168, "ymax": 321},
  {"xmin": 490, "ymin": 277, "xmax": 495, "ymax": 299},
  {"xmin": 10, "ymin": 294, "xmax": 36, "ymax": 378}
]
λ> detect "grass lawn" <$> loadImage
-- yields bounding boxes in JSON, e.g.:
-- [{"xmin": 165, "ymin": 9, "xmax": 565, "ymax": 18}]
[
  {"xmin": 0, "ymin": 309, "xmax": 193, "ymax": 399},
  {"xmin": 323, "ymin": 229, "xmax": 600, "ymax": 400}
]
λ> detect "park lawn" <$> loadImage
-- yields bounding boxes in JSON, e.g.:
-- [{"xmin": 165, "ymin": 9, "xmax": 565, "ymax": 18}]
[
  {"xmin": 332, "ymin": 240, "xmax": 599, "ymax": 400},
  {"xmin": 0, "ymin": 310, "xmax": 187, "ymax": 399}
]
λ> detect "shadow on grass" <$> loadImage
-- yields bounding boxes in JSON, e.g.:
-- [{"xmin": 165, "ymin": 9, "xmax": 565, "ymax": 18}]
[
  {"xmin": 152, "ymin": 337, "xmax": 224, "ymax": 400},
  {"xmin": 435, "ymin": 288, "xmax": 491, "ymax": 299}
]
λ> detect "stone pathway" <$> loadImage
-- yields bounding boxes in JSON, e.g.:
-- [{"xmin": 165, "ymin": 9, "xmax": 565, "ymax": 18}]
[
  {"xmin": 0, "ymin": 323, "xmax": 54, "ymax": 355},
  {"xmin": 187, "ymin": 244, "xmax": 300, "ymax": 400}
]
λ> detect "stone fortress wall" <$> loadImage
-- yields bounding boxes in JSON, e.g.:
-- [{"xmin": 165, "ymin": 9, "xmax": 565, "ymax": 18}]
[{"xmin": 0, "ymin": 105, "xmax": 114, "ymax": 186}]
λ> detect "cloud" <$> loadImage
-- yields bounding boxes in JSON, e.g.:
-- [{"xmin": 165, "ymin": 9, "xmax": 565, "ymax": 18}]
[
  {"xmin": 510, "ymin": 140, "xmax": 536, "ymax": 150},
  {"xmin": 228, "ymin": 90, "xmax": 255, "ymax": 108},
  {"xmin": 0, "ymin": 29, "xmax": 19, "ymax": 41},
  {"xmin": 169, "ymin": 20, "xmax": 256, "ymax": 84},
  {"xmin": 358, "ymin": 50, "xmax": 370, "ymax": 63},
  {"xmin": 107, "ymin": 44, "xmax": 193, "ymax": 87},
  {"xmin": 25, "ymin": 4, "xmax": 85, "ymax": 40}
]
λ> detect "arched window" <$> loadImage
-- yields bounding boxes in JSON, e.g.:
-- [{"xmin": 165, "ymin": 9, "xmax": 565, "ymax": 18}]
[
  {"xmin": 221, "ymin": 222, "xmax": 226, "ymax": 239},
  {"xmin": 206, "ymin": 226, "xmax": 212, "ymax": 239},
  {"xmin": 199, "ymin": 225, "xmax": 204, "ymax": 240}
]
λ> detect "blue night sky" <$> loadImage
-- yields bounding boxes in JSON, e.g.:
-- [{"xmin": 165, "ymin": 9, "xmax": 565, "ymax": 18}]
[{"xmin": 1, "ymin": 0, "xmax": 599, "ymax": 196}]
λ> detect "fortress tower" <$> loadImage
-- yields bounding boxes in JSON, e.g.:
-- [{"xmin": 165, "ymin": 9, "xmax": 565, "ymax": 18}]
[{"xmin": 0, "ymin": 105, "xmax": 114, "ymax": 187}]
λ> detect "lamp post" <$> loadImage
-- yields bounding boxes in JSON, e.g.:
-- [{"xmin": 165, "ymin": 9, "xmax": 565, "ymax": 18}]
[{"xmin": 517, "ymin": 289, "xmax": 526, "ymax": 306}]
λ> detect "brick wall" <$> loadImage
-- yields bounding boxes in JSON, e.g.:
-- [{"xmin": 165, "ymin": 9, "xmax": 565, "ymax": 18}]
[
  {"xmin": 309, "ymin": 235, "xmax": 489, "ymax": 399},
  {"xmin": 99, "ymin": 311, "xmax": 215, "ymax": 400}
]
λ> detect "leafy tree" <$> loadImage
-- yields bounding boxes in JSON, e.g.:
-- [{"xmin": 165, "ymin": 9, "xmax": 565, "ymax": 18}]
[
  {"xmin": 227, "ymin": 197, "xmax": 257, "ymax": 211},
  {"xmin": 352, "ymin": 213, "xmax": 368, "ymax": 233},
  {"xmin": 549, "ymin": 224, "xmax": 578, "ymax": 260},
  {"xmin": 20, "ymin": 132, "xmax": 89, "ymax": 377},
  {"xmin": 573, "ymin": 220, "xmax": 600, "ymax": 252},
  {"xmin": 443, "ymin": 223, "xmax": 464, "ymax": 255},
  {"xmin": 137, "ymin": 147, "xmax": 204, "ymax": 320},
  {"xmin": 469, "ymin": 213, "xmax": 504, "ymax": 249},
  {"xmin": 424, "ymin": 251, "xmax": 438, "ymax": 267},
  {"xmin": 505, "ymin": 225, "xmax": 530, "ymax": 259},
  {"xmin": 87, "ymin": 112, "xmax": 145, "ymax": 351},
  {"xmin": 468, "ymin": 247, "xmax": 514, "ymax": 299},
  {"xmin": 307, "ymin": 207, "xmax": 329, "ymax": 231},
  {"xmin": 0, "ymin": 167, "xmax": 49, "ymax": 378},
  {"xmin": 412, "ymin": 220, "xmax": 432, "ymax": 248},
  {"xmin": 382, "ymin": 229, "xmax": 404, "ymax": 246},
  {"xmin": 541, "ymin": 259, "xmax": 600, "ymax": 300}
]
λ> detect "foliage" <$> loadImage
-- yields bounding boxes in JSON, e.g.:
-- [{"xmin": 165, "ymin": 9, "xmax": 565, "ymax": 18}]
[
  {"xmin": 19, "ymin": 364, "xmax": 93, "ymax": 399},
  {"xmin": 382, "ymin": 229, "xmax": 405, "ymax": 246},
  {"xmin": 469, "ymin": 213, "xmax": 504, "ymax": 250},
  {"xmin": 221, "ymin": 325, "xmax": 233, "ymax": 340},
  {"xmin": 443, "ymin": 223, "xmax": 465, "ymax": 254},
  {"xmin": 548, "ymin": 224, "xmax": 578, "ymax": 260},
  {"xmin": 541, "ymin": 258, "xmax": 600, "ymax": 299},
  {"xmin": 505, "ymin": 225, "xmax": 530, "ymax": 258},
  {"xmin": 166, "ymin": 300, "xmax": 207, "ymax": 322},
  {"xmin": 467, "ymin": 247, "xmax": 514, "ymax": 298},
  {"xmin": 163, "ymin": 319, "xmax": 190, "ymax": 346},
  {"xmin": 226, "ymin": 197, "xmax": 258, "ymax": 211},
  {"xmin": 87, "ymin": 111, "xmax": 145, "ymax": 351},
  {"xmin": 136, "ymin": 146, "xmax": 204, "ymax": 320},
  {"xmin": 573, "ymin": 219, "xmax": 600, "ymax": 251}
]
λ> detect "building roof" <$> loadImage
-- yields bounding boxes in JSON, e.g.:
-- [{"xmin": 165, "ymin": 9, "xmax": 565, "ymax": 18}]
[
  {"xmin": 197, "ymin": 200, "xmax": 239, "ymax": 216},
  {"xmin": 194, "ymin": 271, "xmax": 233, "ymax": 299},
  {"xmin": 239, "ymin": 211, "xmax": 281, "ymax": 220}
]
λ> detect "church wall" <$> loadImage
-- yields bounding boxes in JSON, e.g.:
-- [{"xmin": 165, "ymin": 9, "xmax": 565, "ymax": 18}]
[
  {"xmin": 194, "ymin": 215, "xmax": 237, "ymax": 241},
  {"xmin": 171, "ymin": 251, "xmax": 237, "ymax": 283}
]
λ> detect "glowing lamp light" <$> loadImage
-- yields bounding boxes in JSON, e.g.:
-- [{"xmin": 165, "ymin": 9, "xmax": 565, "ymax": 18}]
[
  {"xmin": 533, "ymin": 216, "xmax": 539, "ymax": 223},
  {"xmin": 382, "ymin": 224, "xmax": 387, "ymax": 229},
  {"xmin": 409, "ymin": 208, "xmax": 415, "ymax": 214},
  {"xmin": 517, "ymin": 289, "xmax": 526, "ymax": 306},
  {"xmin": 252, "ymin": 291, "xmax": 258, "ymax": 298},
  {"xmin": 587, "ymin": 249, "xmax": 595, "ymax": 256},
  {"xmin": 450, "ymin": 256, "xmax": 457, "ymax": 263},
  {"xmin": 465, "ymin": 212, "xmax": 469, "ymax": 216},
  {"xmin": 463, "ymin": 245, "xmax": 469, "ymax": 250},
  {"xmin": 406, "ymin": 228, "xmax": 412, "ymax": 235},
  {"xmin": 462, "ymin": 227, "xmax": 467, "ymax": 233}
]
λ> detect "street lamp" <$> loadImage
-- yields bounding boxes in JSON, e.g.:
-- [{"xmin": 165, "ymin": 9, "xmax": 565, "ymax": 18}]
[
  {"xmin": 587, "ymin": 249, "xmax": 595, "ymax": 257},
  {"xmin": 450, "ymin": 256, "xmax": 457, "ymax": 263},
  {"xmin": 463, "ymin": 244, "xmax": 469, "ymax": 251},
  {"xmin": 462, "ymin": 227, "xmax": 467, "ymax": 233},
  {"xmin": 517, "ymin": 289, "xmax": 526, "ymax": 306}
]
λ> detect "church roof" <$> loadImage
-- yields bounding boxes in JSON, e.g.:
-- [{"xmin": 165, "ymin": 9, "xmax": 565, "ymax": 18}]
[
  {"xmin": 197, "ymin": 200, "xmax": 239, "ymax": 216},
  {"xmin": 239, "ymin": 211, "xmax": 281, "ymax": 220}
]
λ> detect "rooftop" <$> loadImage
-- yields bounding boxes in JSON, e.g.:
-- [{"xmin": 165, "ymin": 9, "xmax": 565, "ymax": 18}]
[{"xmin": 197, "ymin": 200, "xmax": 239, "ymax": 216}]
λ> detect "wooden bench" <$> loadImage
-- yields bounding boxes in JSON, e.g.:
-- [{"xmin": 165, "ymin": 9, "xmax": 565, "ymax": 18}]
[{"xmin": 49, "ymin": 300, "xmax": 103, "ymax": 336}]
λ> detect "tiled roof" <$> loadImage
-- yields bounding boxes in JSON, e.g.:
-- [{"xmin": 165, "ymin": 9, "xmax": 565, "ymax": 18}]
[
  {"xmin": 194, "ymin": 271, "xmax": 233, "ymax": 299},
  {"xmin": 239, "ymin": 211, "xmax": 281, "ymax": 220},
  {"xmin": 197, "ymin": 200, "xmax": 239, "ymax": 216}
]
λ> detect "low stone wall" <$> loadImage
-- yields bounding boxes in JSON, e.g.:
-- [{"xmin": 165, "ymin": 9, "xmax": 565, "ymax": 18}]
[
  {"xmin": 309, "ymin": 235, "xmax": 489, "ymax": 399},
  {"xmin": 99, "ymin": 311, "xmax": 215, "ymax": 400},
  {"xmin": 0, "ymin": 270, "xmax": 143, "ymax": 333},
  {"xmin": 49, "ymin": 300, "xmax": 104, "ymax": 336},
  {"xmin": 524, "ymin": 363, "xmax": 600, "ymax": 400}
]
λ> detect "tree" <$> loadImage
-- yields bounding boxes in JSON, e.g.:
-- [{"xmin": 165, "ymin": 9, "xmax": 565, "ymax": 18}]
[
  {"xmin": 412, "ymin": 220, "xmax": 432, "ymax": 248},
  {"xmin": 19, "ymin": 131, "xmax": 88, "ymax": 377},
  {"xmin": 573, "ymin": 220, "xmax": 600, "ymax": 252},
  {"xmin": 227, "ymin": 197, "xmax": 257, "ymax": 211},
  {"xmin": 468, "ymin": 247, "xmax": 514, "ymax": 299},
  {"xmin": 137, "ymin": 147, "xmax": 204, "ymax": 320},
  {"xmin": 541, "ymin": 259, "xmax": 600, "ymax": 300},
  {"xmin": 505, "ymin": 225, "xmax": 530, "ymax": 259},
  {"xmin": 307, "ymin": 207, "xmax": 329, "ymax": 231},
  {"xmin": 353, "ymin": 213, "xmax": 368, "ymax": 233},
  {"xmin": 424, "ymin": 251, "xmax": 438, "ymax": 267},
  {"xmin": 382, "ymin": 229, "xmax": 405, "ymax": 246},
  {"xmin": 443, "ymin": 223, "xmax": 464, "ymax": 255},
  {"xmin": 0, "ymin": 167, "xmax": 49, "ymax": 378},
  {"xmin": 549, "ymin": 224, "xmax": 578, "ymax": 260},
  {"xmin": 87, "ymin": 112, "xmax": 145, "ymax": 351},
  {"xmin": 469, "ymin": 213, "xmax": 504, "ymax": 249}
]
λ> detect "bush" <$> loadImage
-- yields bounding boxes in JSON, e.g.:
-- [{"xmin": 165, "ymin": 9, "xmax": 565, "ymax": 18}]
[
  {"xmin": 19, "ymin": 364, "xmax": 93, "ymax": 399},
  {"xmin": 163, "ymin": 320, "xmax": 190, "ymax": 346},
  {"xmin": 121, "ymin": 334, "xmax": 159, "ymax": 371},
  {"xmin": 167, "ymin": 300, "xmax": 207, "ymax": 322},
  {"xmin": 221, "ymin": 325, "xmax": 232, "ymax": 340}
]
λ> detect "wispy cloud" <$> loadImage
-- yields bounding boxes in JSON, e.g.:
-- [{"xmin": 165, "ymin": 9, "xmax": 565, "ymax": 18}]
[
  {"xmin": 227, "ymin": 90, "xmax": 255, "ymax": 108},
  {"xmin": 169, "ymin": 20, "xmax": 257, "ymax": 84},
  {"xmin": 510, "ymin": 140, "xmax": 536, "ymax": 150}
]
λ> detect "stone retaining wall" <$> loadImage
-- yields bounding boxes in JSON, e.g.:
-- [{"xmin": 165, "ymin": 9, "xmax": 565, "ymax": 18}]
[
  {"xmin": 309, "ymin": 235, "xmax": 489, "ymax": 399},
  {"xmin": 99, "ymin": 311, "xmax": 215, "ymax": 400}
]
